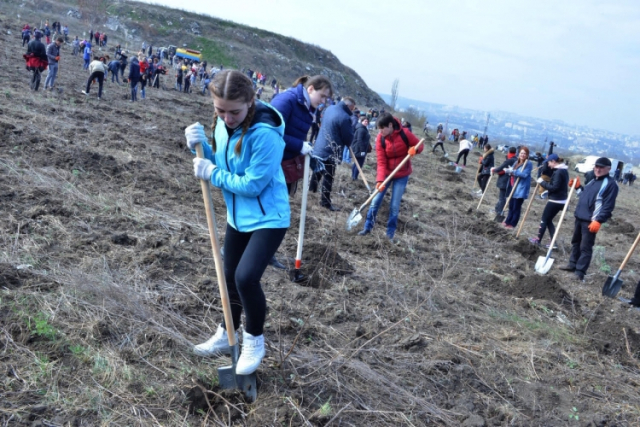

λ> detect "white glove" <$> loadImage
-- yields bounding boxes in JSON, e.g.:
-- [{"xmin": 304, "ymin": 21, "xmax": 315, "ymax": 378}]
[
  {"xmin": 490, "ymin": 167, "xmax": 495, "ymax": 175},
  {"xmin": 185, "ymin": 122, "xmax": 207, "ymax": 150},
  {"xmin": 536, "ymin": 177, "xmax": 544, "ymax": 184},
  {"xmin": 193, "ymin": 157, "xmax": 216, "ymax": 181},
  {"xmin": 301, "ymin": 141, "xmax": 313, "ymax": 155},
  {"xmin": 504, "ymin": 166, "xmax": 514, "ymax": 175},
  {"xmin": 360, "ymin": 152, "xmax": 366, "ymax": 157}
]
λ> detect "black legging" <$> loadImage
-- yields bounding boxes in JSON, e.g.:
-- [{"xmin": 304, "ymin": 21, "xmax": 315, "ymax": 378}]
[
  {"xmin": 85, "ymin": 71, "xmax": 104, "ymax": 97},
  {"xmin": 536, "ymin": 201, "xmax": 564, "ymax": 241},
  {"xmin": 432, "ymin": 142, "xmax": 445, "ymax": 153},
  {"xmin": 222, "ymin": 224, "xmax": 287, "ymax": 336},
  {"xmin": 456, "ymin": 149, "xmax": 469, "ymax": 166}
]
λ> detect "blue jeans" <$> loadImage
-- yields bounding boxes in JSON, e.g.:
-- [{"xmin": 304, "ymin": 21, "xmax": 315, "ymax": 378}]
[
  {"xmin": 110, "ymin": 70, "xmax": 119, "ymax": 83},
  {"xmin": 44, "ymin": 62, "xmax": 58, "ymax": 88},
  {"xmin": 130, "ymin": 81, "xmax": 138, "ymax": 101},
  {"xmin": 83, "ymin": 58, "xmax": 90, "ymax": 70},
  {"xmin": 363, "ymin": 175, "xmax": 409, "ymax": 238},
  {"xmin": 351, "ymin": 156, "xmax": 366, "ymax": 180}
]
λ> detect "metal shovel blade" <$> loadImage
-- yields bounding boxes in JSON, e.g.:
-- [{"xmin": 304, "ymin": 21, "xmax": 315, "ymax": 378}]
[
  {"xmin": 535, "ymin": 255, "xmax": 554, "ymax": 274},
  {"xmin": 455, "ymin": 166, "xmax": 463, "ymax": 174},
  {"xmin": 217, "ymin": 344, "xmax": 257, "ymax": 402},
  {"xmin": 602, "ymin": 275, "xmax": 623, "ymax": 298},
  {"xmin": 494, "ymin": 213, "xmax": 506, "ymax": 223},
  {"xmin": 346, "ymin": 208, "xmax": 362, "ymax": 231},
  {"xmin": 444, "ymin": 152, "xmax": 449, "ymax": 158}
]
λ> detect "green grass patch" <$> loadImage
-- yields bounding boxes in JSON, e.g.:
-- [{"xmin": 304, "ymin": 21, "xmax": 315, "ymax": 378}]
[
  {"xmin": 488, "ymin": 309, "xmax": 578, "ymax": 343},
  {"xmin": 195, "ymin": 37, "xmax": 235, "ymax": 68}
]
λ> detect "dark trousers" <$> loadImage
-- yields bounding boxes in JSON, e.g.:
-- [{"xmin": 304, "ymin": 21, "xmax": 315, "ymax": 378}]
[
  {"xmin": 537, "ymin": 202, "xmax": 564, "ymax": 241},
  {"xmin": 505, "ymin": 198, "xmax": 524, "ymax": 226},
  {"xmin": 569, "ymin": 219, "xmax": 597, "ymax": 275},
  {"xmin": 222, "ymin": 224, "xmax": 287, "ymax": 336},
  {"xmin": 310, "ymin": 124, "xmax": 320, "ymax": 142},
  {"xmin": 309, "ymin": 158, "xmax": 336, "ymax": 207},
  {"xmin": 495, "ymin": 188, "xmax": 507, "ymax": 213},
  {"xmin": 456, "ymin": 149, "xmax": 470, "ymax": 166},
  {"xmin": 432, "ymin": 142, "xmax": 445, "ymax": 153},
  {"xmin": 479, "ymin": 174, "xmax": 490, "ymax": 193},
  {"xmin": 351, "ymin": 156, "xmax": 366, "ymax": 180},
  {"xmin": 85, "ymin": 71, "xmax": 104, "ymax": 97}
]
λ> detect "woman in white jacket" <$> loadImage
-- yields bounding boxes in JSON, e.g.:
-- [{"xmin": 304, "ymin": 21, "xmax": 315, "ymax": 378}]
[
  {"xmin": 455, "ymin": 137, "xmax": 474, "ymax": 167},
  {"xmin": 82, "ymin": 56, "xmax": 107, "ymax": 99}
]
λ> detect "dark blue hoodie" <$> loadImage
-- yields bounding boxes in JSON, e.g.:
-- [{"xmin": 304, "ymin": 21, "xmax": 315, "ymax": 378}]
[{"xmin": 270, "ymin": 84, "xmax": 315, "ymax": 160}]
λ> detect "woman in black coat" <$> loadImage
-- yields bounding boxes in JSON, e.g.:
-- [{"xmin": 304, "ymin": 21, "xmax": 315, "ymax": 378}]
[
  {"xmin": 350, "ymin": 116, "xmax": 371, "ymax": 181},
  {"xmin": 478, "ymin": 144, "xmax": 495, "ymax": 193},
  {"xmin": 528, "ymin": 154, "xmax": 569, "ymax": 247}
]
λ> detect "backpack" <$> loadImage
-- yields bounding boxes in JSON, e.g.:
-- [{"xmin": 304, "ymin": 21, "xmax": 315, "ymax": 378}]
[{"xmin": 380, "ymin": 128, "xmax": 410, "ymax": 151}]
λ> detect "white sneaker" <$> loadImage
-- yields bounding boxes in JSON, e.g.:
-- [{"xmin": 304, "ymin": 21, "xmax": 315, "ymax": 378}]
[
  {"xmin": 236, "ymin": 331, "xmax": 265, "ymax": 375},
  {"xmin": 193, "ymin": 324, "xmax": 236, "ymax": 357}
]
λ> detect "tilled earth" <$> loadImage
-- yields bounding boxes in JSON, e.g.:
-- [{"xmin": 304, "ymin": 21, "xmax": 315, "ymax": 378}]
[{"xmin": 2, "ymin": 11, "xmax": 640, "ymax": 427}]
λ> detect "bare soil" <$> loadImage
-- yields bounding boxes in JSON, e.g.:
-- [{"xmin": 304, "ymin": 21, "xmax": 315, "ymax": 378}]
[{"xmin": 2, "ymin": 9, "xmax": 640, "ymax": 427}]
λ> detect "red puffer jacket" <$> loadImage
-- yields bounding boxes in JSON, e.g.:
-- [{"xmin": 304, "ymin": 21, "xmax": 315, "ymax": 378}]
[{"xmin": 375, "ymin": 119, "xmax": 423, "ymax": 182}]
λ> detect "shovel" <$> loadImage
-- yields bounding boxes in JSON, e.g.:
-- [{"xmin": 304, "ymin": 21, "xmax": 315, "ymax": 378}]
[
  {"xmin": 289, "ymin": 155, "xmax": 310, "ymax": 283},
  {"xmin": 534, "ymin": 178, "xmax": 578, "ymax": 274},
  {"xmin": 515, "ymin": 182, "xmax": 541, "ymax": 238},
  {"xmin": 347, "ymin": 139, "xmax": 425, "ymax": 230},
  {"xmin": 348, "ymin": 146, "xmax": 372, "ymax": 193},
  {"xmin": 602, "ymin": 231, "xmax": 640, "ymax": 298},
  {"xmin": 494, "ymin": 160, "xmax": 528, "ymax": 222},
  {"xmin": 195, "ymin": 144, "xmax": 257, "ymax": 402},
  {"xmin": 476, "ymin": 174, "xmax": 493, "ymax": 210}
]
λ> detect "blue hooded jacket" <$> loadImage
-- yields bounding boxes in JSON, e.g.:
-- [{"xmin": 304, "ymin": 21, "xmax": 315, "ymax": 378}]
[
  {"xmin": 269, "ymin": 84, "xmax": 315, "ymax": 160},
  {"xmin": 313, "ymin": 101, "xmax": 354, "ymax": 161},
  {"xmin": 199, "ymin": 101, "xmax": 290, "ymax": 232},
  {"xmin": 509, "ymin": 161, "xmax": 533, "ymax": 199}
]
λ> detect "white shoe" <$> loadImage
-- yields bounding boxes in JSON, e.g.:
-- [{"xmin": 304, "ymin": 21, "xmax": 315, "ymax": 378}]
[
  {"xmin": 82, "ymin": 90, "xmax": 88, "ymax": 95},
  {"xmin": 236, "ymin": 331, "xmax": 265, "ymax": 375},
  {"xmin": 193, "ymin": 325, "xmax": 236, "ymax": 357}
]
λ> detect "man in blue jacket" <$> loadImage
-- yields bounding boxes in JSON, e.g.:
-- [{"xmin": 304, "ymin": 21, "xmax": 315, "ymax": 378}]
[
  {"xmin": 309, "ymin": 97, "xmax": 356, "ymax": 211},
  {"xmin": 560, "ymin": 157, "xmax": 619, "ymax": 281}
]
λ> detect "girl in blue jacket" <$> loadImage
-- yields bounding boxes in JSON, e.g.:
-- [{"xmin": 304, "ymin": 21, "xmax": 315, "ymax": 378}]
[
  {"xmin": 503, "ymin": 146, "xmax": 533, "ymax": 228},
  {"xmin": 186, "ymin": 70, "xmax": 290, "ymax": 376},
  {"xmin": 270, "ymin": 75, "xmax": 333, "ymax": 194}
]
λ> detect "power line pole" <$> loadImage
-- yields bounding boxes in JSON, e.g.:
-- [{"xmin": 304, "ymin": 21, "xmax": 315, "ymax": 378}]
[{"xmin": 482, "ymin": 113, "xmax": 490, "ymax": 138}]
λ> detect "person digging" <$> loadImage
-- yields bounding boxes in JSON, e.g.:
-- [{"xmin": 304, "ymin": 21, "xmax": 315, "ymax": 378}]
[{"xmin": 559, "ymin": 157, "xmax": 618, "ymax": 282}]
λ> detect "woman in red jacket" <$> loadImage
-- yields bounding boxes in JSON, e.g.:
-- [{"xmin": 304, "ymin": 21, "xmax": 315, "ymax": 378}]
[{"xmin": 358, "ymin": 113, "xmax": 423, "ymax": 239}]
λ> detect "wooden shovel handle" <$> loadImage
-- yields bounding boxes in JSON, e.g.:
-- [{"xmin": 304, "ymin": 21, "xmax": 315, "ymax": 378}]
[
  {"xmin": 619, "ymin": 231, "xmax": 640, "ymax": 271},
  {"xmin": 348, "ymin": 146, "xmax": 371, "ymax": 191},
  {"xmin": 476, "ymin": 174, "xmax": 493, "ymax": 210},
  {"xmin": 357, "ymin": 139, "xmax": 425, "ymax": 212},
  {"xmin": 546, "ymin": 177, "xmax": 578, "ymax": 253},
  {"xmin": 516, "ymin": 181, "xmax": 540, "ymax": 237},
  {"xmin": 195, "ymin": 144, "xmax": 237, "ymax": 347}
]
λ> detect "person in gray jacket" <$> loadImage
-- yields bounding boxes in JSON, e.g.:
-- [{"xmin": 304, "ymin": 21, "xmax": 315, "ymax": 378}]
[
  {"xmin": 44, "ymin": 36, "xmax": 63, "ymax": 90},
  {"xmin": 309, "ymin": 97, "xmax": 356, "ymax": 210}
]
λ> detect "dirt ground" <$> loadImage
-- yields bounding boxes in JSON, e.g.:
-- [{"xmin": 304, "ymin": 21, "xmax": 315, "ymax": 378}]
[{"xmin": 2, "ymin": 9, "xmax": 640, "ymax": 427}]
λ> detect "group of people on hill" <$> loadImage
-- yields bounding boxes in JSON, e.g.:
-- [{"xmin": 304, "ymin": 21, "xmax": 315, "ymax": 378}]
[{"xmin": 186, "ymin": 70, "xmax": 421, "ymax": 376}]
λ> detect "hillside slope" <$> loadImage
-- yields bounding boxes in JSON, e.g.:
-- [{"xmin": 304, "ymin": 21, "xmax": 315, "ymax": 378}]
[
  {"xmin": 2, "ymin": 0, "xmax": 387, "ymax": 107},
  {"xmin": 3, "ymin": 4, "xmax": 640, "ymax": 427}
]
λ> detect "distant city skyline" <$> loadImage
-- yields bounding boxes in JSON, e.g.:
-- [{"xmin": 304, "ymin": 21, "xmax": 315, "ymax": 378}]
[{"xmin": 140, "ymin": 0, "xmax": 640, "ymax": 136}]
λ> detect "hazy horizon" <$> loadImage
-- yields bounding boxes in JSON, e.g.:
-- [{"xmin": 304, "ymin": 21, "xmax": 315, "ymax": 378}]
[{"xmin": 138, "ymin": 0, "xmax": 640, "ymax": 137}]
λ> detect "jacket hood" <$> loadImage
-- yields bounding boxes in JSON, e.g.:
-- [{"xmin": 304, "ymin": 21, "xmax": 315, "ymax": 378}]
[
  {"xmin": 483, "ymin": 148, "xmax": 495, "ymax": 157},
  {"xmin": 555, "ymin": 164, "xmax": 568, "ymax": 170},
  {"xmin": 249, "ymin": 101, "xmax": 284, "ymax": 136},
  {"xmin": 507, "ymin": 152, "xmax": 516, "ymax": 159}
]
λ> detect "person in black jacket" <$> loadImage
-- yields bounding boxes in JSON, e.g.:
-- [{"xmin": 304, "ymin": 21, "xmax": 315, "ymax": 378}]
[
  {"xmin": 478, "ymin": 144, "xmax": 495, "ymax": 194},
  {"xmin": 528, "ymin": 154, "xmax": 569, "ymax": 247},
  {"xmin": 351, "ymin": 116, "xmax": 371, "ymax": 181},
  {"xmin": 559, "ymin": 157, "xmax": 619, "ymax": 281},
  {"xmin": 491, "ymin": 147, "xmax": 517, "ymax": 214}
]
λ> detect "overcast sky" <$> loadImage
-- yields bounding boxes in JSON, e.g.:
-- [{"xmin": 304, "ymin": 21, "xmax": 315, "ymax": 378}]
[{"xmin": 140, "ymin": 0, "xmax": 639, "ymax": 136}]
